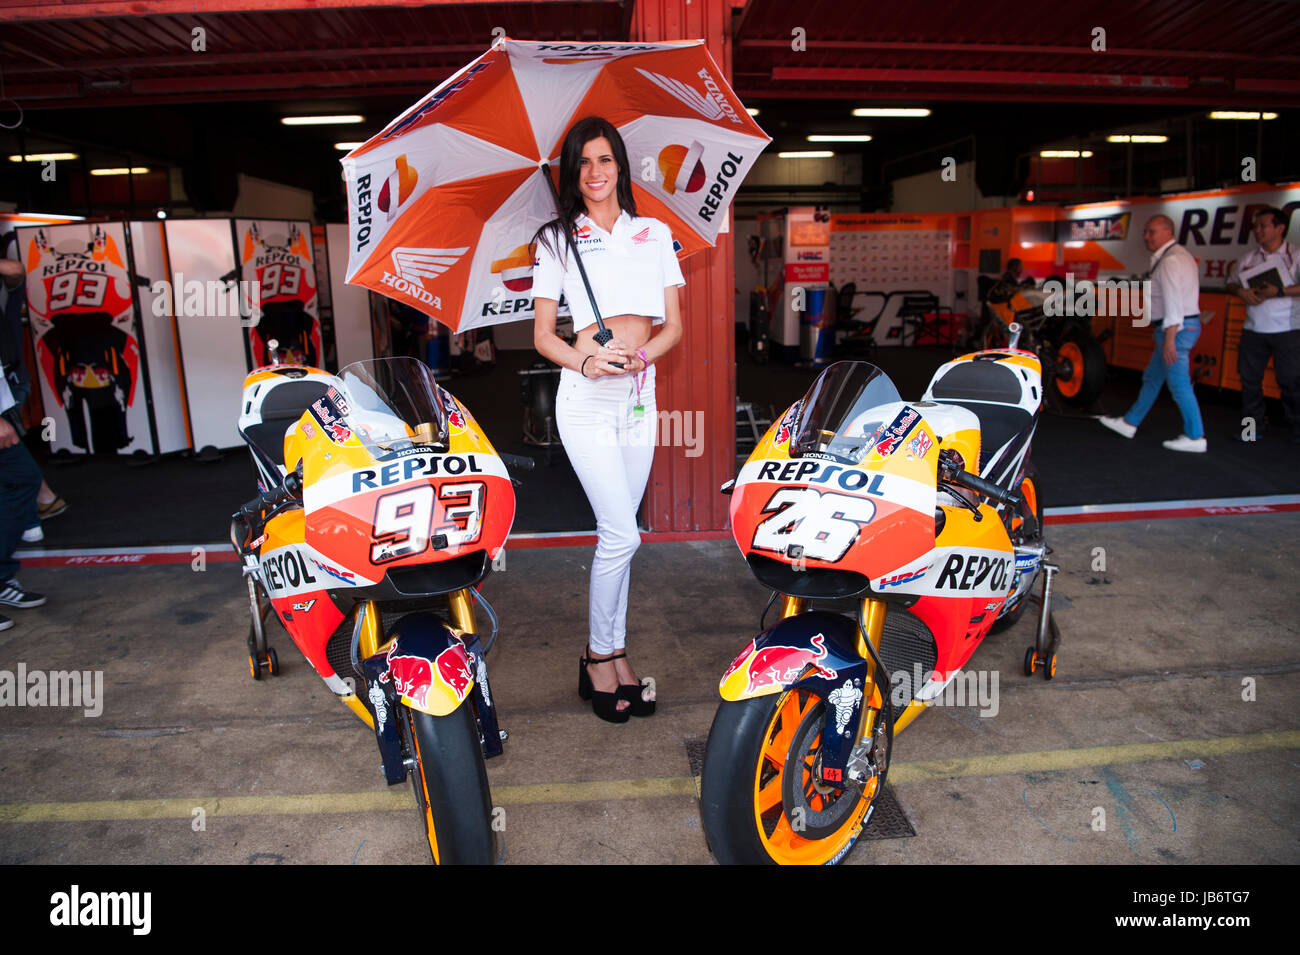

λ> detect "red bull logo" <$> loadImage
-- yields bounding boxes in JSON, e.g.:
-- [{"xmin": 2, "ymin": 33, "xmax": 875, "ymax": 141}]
[
  {"xmin": 446, "ymin": 408, "xmax": 466, "ymax": 436},
  {"xmin": 723, "ymin": 632, "xmax": 837, "ymax": 695},
  {"xmin": 380, "ymin": 649, "xmax": 435, "ymax": 708},
  {"xmin": 435, "ymin": 645, "xmax": 473, "ymax": 699}
]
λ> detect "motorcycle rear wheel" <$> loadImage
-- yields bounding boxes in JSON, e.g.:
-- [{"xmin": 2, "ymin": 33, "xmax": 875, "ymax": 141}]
[
  {"xmin": 407, "ymin": 705, "xmax": 496, "ymax": 864},
  {"xmin": 700, "ymin": 685, "xmax": 891, "ymax": 865},
  {"xmin": 1049, "ymin": 328, "xmax": 1106, "ymax": 407}
]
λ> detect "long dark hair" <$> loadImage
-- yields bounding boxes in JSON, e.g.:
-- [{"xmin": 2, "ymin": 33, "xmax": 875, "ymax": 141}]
[{"xmin": 533, "ymin": 116, "xmax": 638, "ymax": 264}]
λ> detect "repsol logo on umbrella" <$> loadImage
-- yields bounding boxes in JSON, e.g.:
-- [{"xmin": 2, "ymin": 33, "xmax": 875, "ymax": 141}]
[{"xmin": 698, "ymin": 152, "xmax": 744, "ymax": 223}]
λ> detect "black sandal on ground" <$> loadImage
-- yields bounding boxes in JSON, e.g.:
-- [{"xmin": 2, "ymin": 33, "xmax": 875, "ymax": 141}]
[
  {"xmin": 578, "ymin": 652, "xmax": 631, "ymax": 724},
  {"xmin": 618, "ymin": 678, "xmax": 656, "ymax": 718}
]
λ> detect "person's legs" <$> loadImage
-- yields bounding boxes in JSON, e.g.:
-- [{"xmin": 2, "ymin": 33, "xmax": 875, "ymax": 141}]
[
  {"xmin": 1163, "ymin": 320, "xmax": 1204, "ymax": 439},
  {"xmin": 1, "ymin": 440, "xmax": 43, "ymax": 583},
  {"xmin": 1269, "ymin": 329, "xmax": 1300, "ymax": 440},
  {"xmin": 1237, "ymin": 328, "xmax": 1271, "ymax": 435},
  {"xmin": 1123, "ymin": 329, "xmax": 1169, "ymax": 427},
  {"xmin": 609, "ymin": 368, "xmax": 656, "ymax": 652}
]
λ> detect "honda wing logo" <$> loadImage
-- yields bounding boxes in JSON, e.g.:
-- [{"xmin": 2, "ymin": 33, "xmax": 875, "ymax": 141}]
[
  {"xmin": 636, "ymin": 68, "xmax": 724, "ymax": 121},
  {"xmin": 392, "ymin": 247, "xmax": 470, "ymax": 287}
]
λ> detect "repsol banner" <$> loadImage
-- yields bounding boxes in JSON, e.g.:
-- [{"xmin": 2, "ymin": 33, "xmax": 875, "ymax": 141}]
[{"xmin": 1059, "ymin": 184, "xmax": 1300, "ymax": 288}]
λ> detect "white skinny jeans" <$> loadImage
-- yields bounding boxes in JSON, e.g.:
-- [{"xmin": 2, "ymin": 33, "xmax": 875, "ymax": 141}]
[{"xmin": 556, "ymin": 362, "xmax": 656, "ymax": 654}]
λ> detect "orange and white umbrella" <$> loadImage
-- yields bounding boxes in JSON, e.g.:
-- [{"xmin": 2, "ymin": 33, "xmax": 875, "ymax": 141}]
[{"xmin": 340, "ymin": 36, "xmax": 771, "ymax": 332}]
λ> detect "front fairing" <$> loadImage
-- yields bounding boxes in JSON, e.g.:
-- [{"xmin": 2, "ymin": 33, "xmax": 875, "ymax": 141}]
[
  {"xmin": 731, "ymin": 389, "xmax": 939, "ymax": 597},
  {"xmin": 295, "ymin": 383, "xmax": 514, "ymax": 589}
]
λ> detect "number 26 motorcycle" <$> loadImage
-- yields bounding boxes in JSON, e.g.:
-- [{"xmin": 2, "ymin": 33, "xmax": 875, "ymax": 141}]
[
  {"xmin": 229, "ymin": 355, "xmax": 531, "ymax": 863},
  {"xmin": 701, "ymin": 329, "xmax": 1062, "ymax": 864}
]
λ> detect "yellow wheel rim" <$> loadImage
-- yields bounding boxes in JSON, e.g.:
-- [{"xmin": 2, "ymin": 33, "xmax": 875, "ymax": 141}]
[{"xmin": 751, "ymin": 688, "xmax": 874, "ymax": 865}]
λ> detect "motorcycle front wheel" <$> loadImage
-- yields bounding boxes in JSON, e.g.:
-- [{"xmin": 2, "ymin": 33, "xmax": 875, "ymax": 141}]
[
  {"xmin": 1049, "ymin": 328, "xmax": 1106, "ymax": 407},
  {"xmin": 700, "ymin": 686, "xmax": 891, "ymax": 865},
  {"xmin": 407, "ymin": 705, "xmax": 496, "ymax": 864}
]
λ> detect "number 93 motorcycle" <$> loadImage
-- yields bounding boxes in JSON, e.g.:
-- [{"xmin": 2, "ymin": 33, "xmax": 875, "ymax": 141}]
[
  {"xmin": 229, "ymin": 354, "xmax": 533, "ymax": 864},
  {"xmin": 701, "ymin": 332, "xmax": 1062, "ymax": 865}
]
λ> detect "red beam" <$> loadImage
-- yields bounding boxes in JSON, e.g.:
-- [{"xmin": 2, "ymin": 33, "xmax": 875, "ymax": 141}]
[
  {"xmin": 129, "ymin": 68, "xmax": 451, "ymax": 94},
  {"xmin": 738, "ymin": 88, "xmax": 1300, "ymax": 108},
  {"xmin": 737, "ymin": 39, "xmax": 1300, "ymax": 64},
  {"xmin": 771, "ymin": 66, "xmax": 1192, "ymax": 89},
  {"xmin": 2, "ymin": 44, "xmax": 490, "ymax": 74},
  {"xmin": 0, "ymin": 0, "xmax": 602, "ymax": 23}
]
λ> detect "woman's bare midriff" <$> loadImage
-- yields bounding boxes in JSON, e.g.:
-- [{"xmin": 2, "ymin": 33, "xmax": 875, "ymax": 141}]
[{"xmin": 573, "ymin": 314, "xmax": 653, "ymax": 356}]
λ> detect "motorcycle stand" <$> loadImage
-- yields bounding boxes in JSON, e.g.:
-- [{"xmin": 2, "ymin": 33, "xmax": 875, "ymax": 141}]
[
  {"xmin": 1024, "ymin": 562, "xmax": 1061, "ymax": 680},
  {"xmin": 245, "ymin": 576, "xmax": 280, "ymax": 681}
]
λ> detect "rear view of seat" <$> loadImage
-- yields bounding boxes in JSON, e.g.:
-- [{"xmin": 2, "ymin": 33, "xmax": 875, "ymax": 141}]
[
  {"xmin": 923, "ymin": 355, "xmax": 1041, "ymax": 487},
  {"xmin": 239, "ymin": 372, "xmax": 334, "ymax": 488}
]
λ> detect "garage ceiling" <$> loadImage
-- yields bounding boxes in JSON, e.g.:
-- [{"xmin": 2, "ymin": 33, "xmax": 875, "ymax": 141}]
[{"xmin": 2, "ymin": 0, "xmax": 1297, "ymax": 110}]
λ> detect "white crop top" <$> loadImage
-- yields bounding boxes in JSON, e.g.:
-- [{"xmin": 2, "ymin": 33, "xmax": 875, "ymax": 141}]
[{"xmin": 532, "ymin": 211, "xmax": 685, "ymax": 331}]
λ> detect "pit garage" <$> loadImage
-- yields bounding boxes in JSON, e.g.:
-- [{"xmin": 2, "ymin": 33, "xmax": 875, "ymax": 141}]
[{"xmin": 0, "ymin": 0, "xmax": 1297, "ymax": 885}]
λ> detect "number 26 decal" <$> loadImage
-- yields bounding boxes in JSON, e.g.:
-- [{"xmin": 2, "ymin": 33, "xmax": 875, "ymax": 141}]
[
  {"xmin": 751, "ymin": 486, "xmax": 875, "ymax": 564},
  {"xmin": 370, "ymin": 481, "xmax": 485, "ymax": 564}
]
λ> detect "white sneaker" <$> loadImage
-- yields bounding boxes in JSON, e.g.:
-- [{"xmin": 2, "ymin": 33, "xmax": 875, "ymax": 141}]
[
  {"xmin": 21, "ymin": 525, "xmax": 43, "ymax": 543},
  {"xmin": 1163, "ymin": 434, "xmax": 1207, "ymax": 453},
  {"xmin": 1099, "ymin": 416, "xmax": 1136, "ymax": 439}
]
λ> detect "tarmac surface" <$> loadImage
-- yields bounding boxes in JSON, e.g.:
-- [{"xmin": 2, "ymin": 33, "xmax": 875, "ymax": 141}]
[{"xmin": 1, "ymin": 511, "xmax": 1298, "ymax": 865}]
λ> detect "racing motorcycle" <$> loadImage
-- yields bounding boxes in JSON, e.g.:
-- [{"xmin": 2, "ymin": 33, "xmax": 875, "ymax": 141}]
[
  {"xmin": 980, "ymin": 278, "xmax": 1107, "ymax": 408},
  {"xmin": 700, "ymin": 326, "xmax": 1062, "ymax": 865},
  {"xmin": 229, "ymin": 353, "xmax": 532, "ymax": 863}
]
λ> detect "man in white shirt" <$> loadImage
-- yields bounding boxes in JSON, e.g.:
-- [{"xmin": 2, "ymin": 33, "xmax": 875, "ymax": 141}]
[
  {"xmin": 1225, "ymin": 206, "xmax": 1300, "ymax": 443},
  {"xmin": 1100, "ymin": 215, "xmax": 1207, "ymax": 452}
]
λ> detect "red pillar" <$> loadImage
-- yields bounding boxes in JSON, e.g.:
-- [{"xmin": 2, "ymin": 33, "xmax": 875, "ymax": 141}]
[{"xmin": 633, "ymin": 0, "xmax": 737, "ymax": 532}]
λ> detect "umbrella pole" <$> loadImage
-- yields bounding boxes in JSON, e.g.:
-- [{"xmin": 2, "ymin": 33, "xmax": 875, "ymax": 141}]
[{"xmin": 539, "ymin": 164, "xmax": 621, "ymax": 358}]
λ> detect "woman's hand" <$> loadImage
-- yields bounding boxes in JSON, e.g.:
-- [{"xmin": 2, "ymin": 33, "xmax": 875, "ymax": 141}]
[
  {"xmin": 583, "ymin": 354, "xmax": 630, "ymax": 378},
  {"xmin": 599, "ymin": 336, "xmax": 633, "ymax": 361}
]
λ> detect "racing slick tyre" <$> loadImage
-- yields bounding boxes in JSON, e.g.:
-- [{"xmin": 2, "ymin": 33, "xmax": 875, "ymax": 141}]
[
  {"xmin": 407, "ymin": 705, "xmax": 496, "ymax": 865},
  {"xmin": 1049, "ymin": 328, "xmax": 1106, "ymax": 407},
  {"xmin": 700, "ymin": 684, "xmax": 891, "ymax": 865},
  {"xmin": 992, "ymin": 467, "xmax": 1043, "ymax": 634}
]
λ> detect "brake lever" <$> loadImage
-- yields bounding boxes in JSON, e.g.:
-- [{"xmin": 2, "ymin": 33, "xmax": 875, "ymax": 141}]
[{"xmin": 937, "ymin": 480, "xmax": 983, "ymax": 522}]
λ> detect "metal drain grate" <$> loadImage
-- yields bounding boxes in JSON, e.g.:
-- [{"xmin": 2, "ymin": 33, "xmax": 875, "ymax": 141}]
[{"xmin": 683, "ymin": 736, "xmax": 915, "ymax": 842}]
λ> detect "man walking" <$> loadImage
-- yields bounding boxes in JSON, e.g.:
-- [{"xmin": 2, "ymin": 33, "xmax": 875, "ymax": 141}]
[
  {"xmin": 1226, "ymin": 206, "xmax": 1299, "ymax": 443},
  {"xmin": 1099, "ymin": 214, "xmax": 1207, "ymax": 452}
]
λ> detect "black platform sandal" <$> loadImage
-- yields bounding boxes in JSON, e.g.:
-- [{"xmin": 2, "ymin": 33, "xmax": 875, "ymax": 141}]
[
  {"xmin": 578, "ymin": 652, "xmax": 631, "ymax": 724},
  {"xmin": 594, "ymin": 651, "xmax": 657, "ymax": 718}
]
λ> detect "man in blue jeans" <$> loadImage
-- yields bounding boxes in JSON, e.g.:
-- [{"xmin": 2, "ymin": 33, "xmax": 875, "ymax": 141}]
[
  {"xmin": 1099, "ymin": 215, "xmax": 1207, "ymax": 453},
  {"xmin": 0, "ymin": 256, "xmax": 47, "ymax": 632}
]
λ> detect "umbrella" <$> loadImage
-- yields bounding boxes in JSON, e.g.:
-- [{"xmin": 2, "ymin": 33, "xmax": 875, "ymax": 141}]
[{"xmin": 340, "ymin": 36, "xmax": 771, "ymax": 334}]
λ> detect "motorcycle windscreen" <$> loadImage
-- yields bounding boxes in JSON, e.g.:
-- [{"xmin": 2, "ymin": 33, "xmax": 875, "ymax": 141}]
[{"xmin": 731, "ymin": 361, "xmax": 937, "ymax": 593}]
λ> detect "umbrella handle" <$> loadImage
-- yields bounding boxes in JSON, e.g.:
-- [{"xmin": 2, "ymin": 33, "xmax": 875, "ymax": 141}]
[{"xmin": 540, "ymin": 164, "xmax": 624, "ymax": 368}]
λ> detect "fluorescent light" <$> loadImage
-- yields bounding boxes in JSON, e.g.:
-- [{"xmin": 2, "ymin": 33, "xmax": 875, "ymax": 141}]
[
  {"xmin": 746, "ymin": 107, "xmax": 760, "ymax": 117},
  {"xmin": 1107, "ymin": 134, "xmax": 1168, "ymax": 143},
  {"xmin": 808, "ymin": 134, "xmax": 872, "ymax": 142},
  {"xmin": 334, "ymin": 142, "xmax": 364, "ymax": 151},
  {"xmin": 1208, "ymin": 111, "xmax": 1278, "ymax": 120},
  {"xmin": 156, "ymin": 210, "xmax": 168, "ymax": 219},
  {"xmin": 1040, "ymin": 149, "xmax": 1093, "ymax": 158},
  {"xmin": 778, "ymin": 150, "xmax": 834, "ymax": 159},
  {"xmin": 852, "ymin": 107, "xmax": 930, "ymax": 117},
  {"xmin": 281, "ymin": 114, "xmax": 364, "ymax": 126},
  {"xmin": 90, "ymin": 167, "xmax": 150, "ymax": 176},
  {"xmin": 8, "ymin": 152, "xmax": 78, "ymax": 163}
]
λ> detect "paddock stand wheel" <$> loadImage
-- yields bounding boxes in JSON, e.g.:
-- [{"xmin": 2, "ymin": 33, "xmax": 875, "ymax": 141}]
[
  {"xmin": 1030, "ymin": 562, "xmax": 1062, "ymax": 681},
  {"xmin": 248, "ymin": 648, "xmax": 280, "ymax": 680},
  {"xmin": 245, "ymin": 577, "xmax": 281, "ymax": 678}
]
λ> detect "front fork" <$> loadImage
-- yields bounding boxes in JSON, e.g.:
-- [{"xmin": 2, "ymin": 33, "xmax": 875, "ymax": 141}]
[
  {"xmin": 359, "ymin": 587, "xmax": 505, "ymax": 786},
  {"xmin": 779, "ymin": 595, "xmax": 888, "ymax": 790}
]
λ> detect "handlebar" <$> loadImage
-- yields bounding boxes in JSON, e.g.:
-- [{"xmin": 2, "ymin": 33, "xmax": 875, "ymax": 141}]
[
  {"xmin": 499, "ymin": 453, "xmax": 536, "ymax": 472},
  {"xmin": 232, "ymin": 471, "xmax": 302, "ymax": 552},
  {"xmin": 943, "ymin": 464, "xmax": 1022, "ymax": 509}
]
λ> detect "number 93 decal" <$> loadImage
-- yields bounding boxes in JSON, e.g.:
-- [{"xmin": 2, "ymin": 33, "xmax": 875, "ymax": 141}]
[
  {"xmin": 751, "ymin": 486, "xmax": 876, "ymax": 564},
  {"xmin": 370, "ymin": 481, "xmax": 485, "ymax": 564}
]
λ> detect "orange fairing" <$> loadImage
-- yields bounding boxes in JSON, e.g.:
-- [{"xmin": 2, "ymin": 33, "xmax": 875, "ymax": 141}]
[
  {"xmin": 730, "ymin": 399, "xmax": 938, "ymax": 584},
  {"xmin": 298, "ymin": 395, "xmax": 515, "ymax": 582}
]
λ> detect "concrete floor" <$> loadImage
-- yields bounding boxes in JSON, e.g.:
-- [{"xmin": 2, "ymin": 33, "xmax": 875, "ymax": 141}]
[{"xmin": 1, "ymin": 513, "xmax": 1298, "ymax": 865}]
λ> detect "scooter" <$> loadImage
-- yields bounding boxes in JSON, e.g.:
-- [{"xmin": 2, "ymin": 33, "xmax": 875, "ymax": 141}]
[
  {"xmin": 700, "ymin": 325, "xmax": 1061, "ymax": 865},
  {"xmin": 230, "ymin": 353, "xmax": 532, "ymax": 863}
]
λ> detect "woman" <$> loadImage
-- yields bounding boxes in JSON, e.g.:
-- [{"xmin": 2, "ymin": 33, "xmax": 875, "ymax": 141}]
[{"xmin": 532, "ymin": 116, "xmax": 685, "ymax": 723}]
